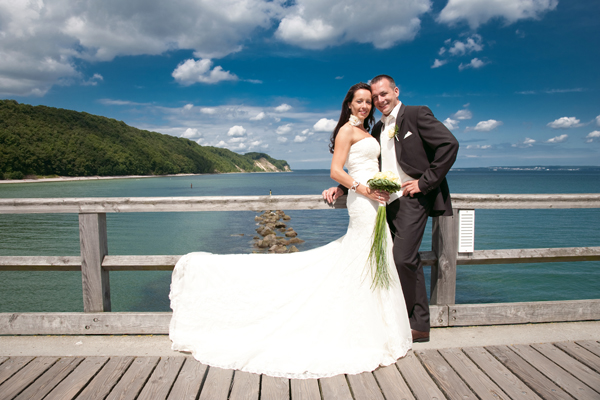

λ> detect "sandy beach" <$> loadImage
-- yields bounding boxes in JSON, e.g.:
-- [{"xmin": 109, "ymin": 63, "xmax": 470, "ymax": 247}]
[{"xmin": 0, "ymin": 173, "xmax": 202, "ymax": 184}]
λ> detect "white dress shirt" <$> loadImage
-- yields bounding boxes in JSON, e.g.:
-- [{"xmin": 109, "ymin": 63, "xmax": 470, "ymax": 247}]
[{"xmin": 379, "ymin": 101, "xmax": 413, "ymax": 203}]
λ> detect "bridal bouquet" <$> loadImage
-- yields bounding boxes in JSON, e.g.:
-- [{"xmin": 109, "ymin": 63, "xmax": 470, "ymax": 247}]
[{"xmin": 366, "ymin": 171, "xmax": 402, "ymax": 289}]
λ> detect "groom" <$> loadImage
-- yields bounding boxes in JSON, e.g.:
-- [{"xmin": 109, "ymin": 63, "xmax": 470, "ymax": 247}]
[{"xmin": 323, "ymin": 75, "xmax": 458, "ymax": 342}]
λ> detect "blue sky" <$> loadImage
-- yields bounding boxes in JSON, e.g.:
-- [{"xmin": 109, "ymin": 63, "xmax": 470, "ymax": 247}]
[{"xmin": 1, "ymin": 0, "xmax": 599, "ymax": 169}]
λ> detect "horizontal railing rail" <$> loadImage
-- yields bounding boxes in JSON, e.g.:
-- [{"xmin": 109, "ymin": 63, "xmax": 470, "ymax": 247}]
[{"xmin": 1, "ymin": 193, "xmax": 599, "ymax": 334}]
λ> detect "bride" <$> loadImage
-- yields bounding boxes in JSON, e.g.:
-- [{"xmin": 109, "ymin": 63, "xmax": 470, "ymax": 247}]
[{"xmin": 169, "ymin": 83, "xmax": 412, "ymax": 379}]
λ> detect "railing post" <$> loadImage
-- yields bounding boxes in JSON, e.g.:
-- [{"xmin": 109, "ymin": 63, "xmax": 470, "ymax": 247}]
[
  {"xmin": 430, "ymin": 210, "xmax": 458, "ymax": 305},
  {"xmin": 79, "ymin": 213, "xmax": 111, "ymax": 312}
]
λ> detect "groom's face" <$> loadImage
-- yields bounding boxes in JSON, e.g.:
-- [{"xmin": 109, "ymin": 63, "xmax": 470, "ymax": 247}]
[{"xmin": 371, "ymin": 79, "xmax": 400, "ymax": 116}]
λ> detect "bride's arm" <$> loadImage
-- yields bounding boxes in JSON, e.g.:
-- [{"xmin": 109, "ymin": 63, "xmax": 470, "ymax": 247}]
[{"xmin": 330, "ymin": 127, "xmax": 388, "ymax": 204}]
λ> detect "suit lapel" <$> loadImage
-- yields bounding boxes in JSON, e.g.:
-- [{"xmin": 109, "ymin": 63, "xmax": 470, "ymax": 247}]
[{"xmin": 394, "ymin": 103, "xmax": 406, "ymax": 160}]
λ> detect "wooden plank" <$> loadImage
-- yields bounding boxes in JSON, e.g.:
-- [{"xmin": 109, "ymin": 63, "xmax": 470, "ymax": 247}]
[
  {"xmin": 554, "ymin": 342, "xmax": 600, "ymax": 373},
  {"xmin": 290, "ymin": 379, "xmax": 320, "ymax": 400},
  {"xmin": 438, "ymin": 348, "xmax": 508, "ymax": 400},
  {"xmin": 577, "ymin": 340, "xmax": 600, "ymax": 358},
  {"xmin": 396, "ymin": 351, "xmax": 447, "ymax": 400},
  {"xmin": 485, "ymin": 345, "xmax": 570, "ymax": 400},
  {"xmin": 430, "ymin": 305, "xmax": 449, "ymax": 327},
  {"xmin": 0, "ymin": 356, "xmax": 8, "ymax": 365},
  {"xmin": 531, "ymin": 343, "xmax": 600, "ymax": 394},
  {"xmin": 0, "ymin": 256, "xmax": 81, "ymax": 271},
  {"xmin": 346, "ymin": 372, "xmax": 385, "ymax": 400},
  {"xmin": 431, "ymin": 213, "xmax": 458, "ymax": 305},
  {"xmin": 416, "ymin": 350, "xmax": 475, "ymax": 400},
  {"xmin": 0, "ymin": 312, "xmax": 172, "ymax": 335},
  {"xmin": 137, "ymin": 356, "xmax": 185, "ymax": 400},
  {"xmin": 0, "ymin": 357, "xmax": 34, "ymax": 385},
  {"xmin": 105, "ymin": 356, "xmax": 160, "ymax": 400},
  {"xmin": 2, "ymin": 193, "xmax": 600, "ymax": 214},
  {"xmin": 462, "ymin": 347, "xmax": 542, "ymax": 400},
  {"xmin": 198, "ymin": 366, "xmax": 233, "ymax": 400},
  {"xmin": 511, "ymin": 344, "xmax": 597, "ymax": 400},
  {"xmin": 79, "ymin": 212, "xmax": 111, "ymax": 312},
  {"xmin": 448, "ymin": 299, "xmax": 600, "ymax": 326},
  {"xmin": 0, "ymin": 194, "xmax": 340, "ymax": 214},
  {"xmin": 76, "ymin": 356, "xmax": 135, "ymax": 400},
  {"xmin": 167, "ymin": 358, "xmax": 207, "ymax": 400},
  {"xmin": 102, "ymin": 255, "xmax": 181, "ymax": 271},
  {"xmin": 260, "ymin": 375, "xmax": 289, "ymax": 400},
  {"xmin": 44, "ymin": 356, "xmax": 109, "ymax": 400},
  {"xmin": 229, "ymin": 371, "xmax": 260, "ymax": 400},
  {"xmin": 450, "ymin": 193, "xmax": 600, "ymax": 209},
  {"xmin": 457, "ymin": 247, "xmax": 600, "ymax": 265},
  {"xmin": 13, "ymin": 357, "xmax": 84, "ymax": 400},
  {"xmin": 372, "ymin": 364, "xmax": 415, "ymax": 400},
  {"xmin": 0, "ymin": 357, "xmax": 57, "ymax": 400},
  {"xmin": 319, "ymin": 374, "xmax": 353, "ymax": 400}
]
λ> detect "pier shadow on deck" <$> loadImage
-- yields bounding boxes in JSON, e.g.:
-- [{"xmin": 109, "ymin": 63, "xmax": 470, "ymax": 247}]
[{"xmin": 1, "ymin": 340, "xmax": 599, "ymax": 400}]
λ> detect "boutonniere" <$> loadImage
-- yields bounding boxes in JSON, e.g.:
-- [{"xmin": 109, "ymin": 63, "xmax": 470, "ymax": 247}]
[{"xmin": 386, "ymin": 125, "xmax": 400, "ymax": 141}]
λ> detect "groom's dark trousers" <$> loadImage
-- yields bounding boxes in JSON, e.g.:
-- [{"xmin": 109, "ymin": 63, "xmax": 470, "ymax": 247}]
[{"xmin": 373, "ymin": 104, "xmax": 459, "ymax": 332}]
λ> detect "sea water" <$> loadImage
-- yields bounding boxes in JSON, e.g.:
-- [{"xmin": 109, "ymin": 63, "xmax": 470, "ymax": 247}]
[{"xmin": 0, "ymin": 169, "xmax": 599, "ymax": 312}]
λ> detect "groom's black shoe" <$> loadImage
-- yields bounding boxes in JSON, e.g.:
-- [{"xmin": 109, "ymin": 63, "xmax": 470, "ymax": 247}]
[{"xmin": 411, "ymin": 329, "xmax": 430, "ymax": 343}]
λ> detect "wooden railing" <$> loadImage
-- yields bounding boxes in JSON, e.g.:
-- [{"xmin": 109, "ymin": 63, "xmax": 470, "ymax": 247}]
[{"xmin": 1, "ymin": 194, "xmax": 600, "ymax": 335}]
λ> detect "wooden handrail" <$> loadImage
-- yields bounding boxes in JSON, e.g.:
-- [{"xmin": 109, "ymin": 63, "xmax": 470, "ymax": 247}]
[{"xmin": 1, "ymin": 193, "xmax": 599, "ymax": 333}]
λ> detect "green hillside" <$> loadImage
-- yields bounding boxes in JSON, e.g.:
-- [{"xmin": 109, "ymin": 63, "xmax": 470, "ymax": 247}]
[{"xmin": 0, "ymin": 100, "xmax": 290, "ymax": 180}]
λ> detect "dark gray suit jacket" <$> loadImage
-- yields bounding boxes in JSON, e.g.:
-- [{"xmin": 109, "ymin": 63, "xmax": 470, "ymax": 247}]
[{"xmin": 340, "ymin": 104, "xmax": 459, "ymax": 217}]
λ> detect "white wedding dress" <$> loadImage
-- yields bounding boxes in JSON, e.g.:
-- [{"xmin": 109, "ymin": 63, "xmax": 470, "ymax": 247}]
[{"xmin": 169, "ymin": 136, "xmax": 412, "ymax": 379}]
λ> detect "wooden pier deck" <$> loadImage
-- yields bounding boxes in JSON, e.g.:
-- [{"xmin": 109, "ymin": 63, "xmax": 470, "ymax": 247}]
[{"xmin": 1, "ymin": 340, "xmax": 599, "ymax": 400}]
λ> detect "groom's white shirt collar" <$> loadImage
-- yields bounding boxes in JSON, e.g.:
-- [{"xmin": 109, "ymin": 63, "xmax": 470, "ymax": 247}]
[{"xmin": 381, "ymin": 101, "xmax": 402, "ymax": 126}]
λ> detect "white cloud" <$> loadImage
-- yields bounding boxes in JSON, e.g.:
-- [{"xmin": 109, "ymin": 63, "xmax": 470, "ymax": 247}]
[
  {"xmin": 443, "ymin": 118, "xmax": 460, "ymax": 130},
  {"xmin": 431, "ymin": 59, "xmax": 448, "ymax": 69},
  {"xmin": 228, "ymin": 136, "xmax": 246, "ymax": 143},
  {"xmin": 250, "ymin": 112, "xmax": 266, "ymax": 121},
  {"xmin": 438, "ymin": 0, "xmax": 558, "ymax": 29},
  {"xmin": 200, "ymin": 107, "xmax": 217, "ymax": 114},
  {"xmin": 274, "ymin": 103, "xmax": 292, "ymax": 112},
  {"xmin": 453, "ymin": 109, "xmax": 472, "ymax": 120},
  {"xmin": 547, "ymin": 117, "xmax": 582, "ymax": 129},
  {"xmin": 227, "ymin": 125, "xmax": 247, "ymax": 137},
  {"xmin": 294, "ymin": 135, "xmax": 307, "ymax": 143},
  {"xmin": 466, "ymin": 144, "xmax": 491, "ymax": 149},
  {"xmin": 546, "ymin": 134, "xmax": 568, "ymax": 143},
  {"xmin": 512, "ymin": 137, "xmax": 536, "ymax": 148},
  {"xmin": 276, "ymin": 124, "xmax": 293, "ymax": 134},
  {"xmin": 277, "ymin": 136, "xmax": 288, "ymax": 143},
  {"xmin": 172, "ymin": 59, "xmax": 237, "ymax": 85},
  {"xmin": 313, "ymin": 118, "xmax": 337, "ymax": 132},
  {"xmin": 302, "ymin": 129, "xmax": 314, "ymax": 136},
  {"xmin": 596, "ymin": 115, "xmax": 600, "ymax": 126},
  {"xmin": 249, "ymin": 140, "xmax": 262, "ymax": 147},
  {"xmin": 181, "ymin": 128, "xmax": 201, "ymax": 138},
  {"xmin": 183, "ymin": 104, "xmax": 194, "ymax": 111},
  {"xmin": 0, "ymin": 0, "xmax": 280, "ymax": 96},
  {"xmin": 459, "ymin": 58, "xmax": 486, "ymax": 71},
  {"xmin": 586, "ymin": 131, "xmax": 600, "ymax": 143},
  {"xmin": 81, "ymin": 73, "xmax": 104, "ymax": 86},
  {"xmin": 448, "ymin": 35, "xmax": 483, "ymax": 56},
  {"xmin": 474, "ymin": 120, "xmax": 502, "ymax": 132},
  {"xmin": 275, "ymin": 0, "xmax": 431, "ymax": 49}
]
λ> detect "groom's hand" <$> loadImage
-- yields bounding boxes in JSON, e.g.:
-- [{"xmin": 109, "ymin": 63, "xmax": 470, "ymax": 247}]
[
  {"xmin": 322, "ymin": 186, "xmax": 343, "ymax": 203},
  {"xmin": 402, "ymin": 180, "xmax": 422, "ymax": 197}
]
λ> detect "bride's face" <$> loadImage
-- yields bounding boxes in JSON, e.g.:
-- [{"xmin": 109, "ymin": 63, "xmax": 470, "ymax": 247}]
[{"xmin": 349, "ymin": 89, "xmax": 372, "ymax": 120}]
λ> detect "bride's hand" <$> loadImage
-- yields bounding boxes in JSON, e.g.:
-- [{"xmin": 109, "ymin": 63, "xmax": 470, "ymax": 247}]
[{"xmin": 361, "ymin": 186, "xmax": 389, "ymax": 205}]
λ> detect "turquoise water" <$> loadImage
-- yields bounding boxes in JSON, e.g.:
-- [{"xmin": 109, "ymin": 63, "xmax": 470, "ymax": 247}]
[{"xmin": 1, "ymin": 169, "xmax": 599, "ymax": 312}]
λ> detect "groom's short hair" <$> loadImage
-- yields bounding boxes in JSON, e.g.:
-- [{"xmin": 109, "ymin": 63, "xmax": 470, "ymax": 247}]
[{"xmin": 371, "ymin": 75, "xmax": 396, "ymax": 89}]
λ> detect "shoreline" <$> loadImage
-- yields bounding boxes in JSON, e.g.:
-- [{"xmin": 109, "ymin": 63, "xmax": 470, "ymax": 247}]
[{"xmin": 0, "ymin": 171, "xmax": 291, "ymax": 185}]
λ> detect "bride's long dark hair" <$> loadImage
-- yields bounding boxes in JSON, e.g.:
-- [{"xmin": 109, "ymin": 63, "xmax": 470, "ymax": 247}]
[{"xmin": 329, "ymin": 82, "xmax": 375, "ymax": 154}]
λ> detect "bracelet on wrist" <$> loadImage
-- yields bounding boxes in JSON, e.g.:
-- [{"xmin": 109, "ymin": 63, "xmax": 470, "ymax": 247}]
[{"xmin": 350, "ymin": 181, "xmax": 360, "ymax": 192}]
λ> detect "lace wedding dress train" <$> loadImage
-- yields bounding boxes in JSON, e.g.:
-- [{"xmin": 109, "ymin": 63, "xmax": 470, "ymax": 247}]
[{"xmin": 169, "ymin": 137, "xmax": 412, "ymax": 379}]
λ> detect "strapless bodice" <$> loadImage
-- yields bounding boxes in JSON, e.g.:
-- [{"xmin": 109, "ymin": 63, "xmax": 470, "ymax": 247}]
[{"xmin": 344, "ymin": 137, "xmax": 379, "ymax": 184}]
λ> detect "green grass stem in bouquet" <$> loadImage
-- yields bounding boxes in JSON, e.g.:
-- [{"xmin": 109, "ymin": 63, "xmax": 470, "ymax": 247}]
[{"xmin": 366, "ymin": 171, "xmax": 402, "ymax": 290}]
